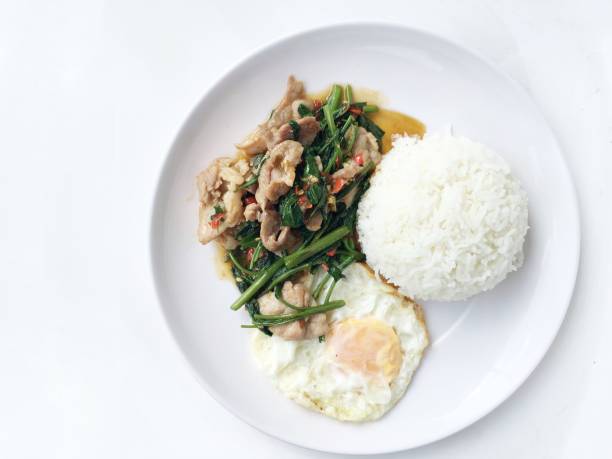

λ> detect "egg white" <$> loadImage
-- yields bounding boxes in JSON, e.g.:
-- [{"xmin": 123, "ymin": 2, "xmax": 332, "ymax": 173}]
[{"xmin": 251, "ymin": 262, "xmax": 429, "ymax": 422}]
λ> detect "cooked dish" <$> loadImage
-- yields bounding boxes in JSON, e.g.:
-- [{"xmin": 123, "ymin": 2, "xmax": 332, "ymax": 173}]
[
  {"xmin": 196, "ymin": 76, "xmax": 413, "ymax": 338},
  {"xmin": 195, "ymin": 75, "xmax": 528, "ymax": 422}
]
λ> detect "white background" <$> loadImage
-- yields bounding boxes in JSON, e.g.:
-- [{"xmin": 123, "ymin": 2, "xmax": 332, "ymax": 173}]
[{"xmin": 1, "ymin": 0, "xmax": 610, "ymax": 458}]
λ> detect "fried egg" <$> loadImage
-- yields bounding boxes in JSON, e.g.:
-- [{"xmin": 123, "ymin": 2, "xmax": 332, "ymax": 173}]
[{"xmin": 251, "ymin": 263, "xmax": 429, "ymax": 422}]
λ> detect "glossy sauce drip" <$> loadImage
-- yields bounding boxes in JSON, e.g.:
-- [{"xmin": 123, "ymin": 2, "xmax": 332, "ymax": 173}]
[{"xmin": 368, "ymin": 109, "xmax": 425, "ymax": 153}]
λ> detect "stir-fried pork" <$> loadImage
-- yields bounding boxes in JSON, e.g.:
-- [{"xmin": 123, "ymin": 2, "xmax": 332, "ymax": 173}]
[
  {"xmin": 197, "ymin": 158, "xmax": 248, "ymax": 244},
  {"xmin": 243, "ymin": 202, "xmax": 260, "ymax": 222},
  {"xmin": 260, "ymin": 209, "xmax": 298, "ymax": 252},
  {"xmin": 255, "ymin": 140, "xmax": 303, "ymax": 208},
  {"xmin": 277, "ymin": 116, "xmax": 321, "ymax": 146},
  {"xmin": 304, "ymin": 211, "xmax": 323, "ymax": 232},
  {"xmin": 257, "ymin": 279, "xmax": 327, "ymax": 340},
  {"xmin": 237, "ymin": 76, "xmax": 309, "ymax": 155}
]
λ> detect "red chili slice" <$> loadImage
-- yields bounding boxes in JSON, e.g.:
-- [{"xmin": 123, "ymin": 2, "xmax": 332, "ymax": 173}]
[
  {"xmin": 209, "ymin": 212, "xmax": 225, "ymax": 229},
  {"xmin": 331, "ymin": 178, "xmax": 346, "ymax": 194}
]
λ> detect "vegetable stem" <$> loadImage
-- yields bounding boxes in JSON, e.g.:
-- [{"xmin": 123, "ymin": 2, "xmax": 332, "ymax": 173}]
[
  {"xmin": 323, "ymin": 105, "xmax": 337, "ymax": 136},
  {"xmin": 274, "ymin": 284, "xmax": 302, "ymax": 311},
  {"xmin": 313, "ymin": 275, "xmax": 331, "ymax": 300},
  {"xmin": 252, "ymin": 300, "xmax": 345, "ymax": 324},
  {"xmin": 264, "ymin": 263, "xmax": 310, "ymax": 293},
  {"xmin": 324, "ymin": 143, "xmax": 343, "ymax": 174},
  {"xmin": 345, "ymin": 85, "xmax": 354, "ymax": 105},
  {"xmin": 324, "ymin": 278, "xmax": 339, "ymax": 303},
  {"xmin": 326, "ymin": 84, "xmax": 342, "ymax": 112},
  {"xmin": 314, "ymin": 253, "xmax": 359, "ymax": 301},
  {"xmin": 240, "ymin": 175, "xmax": 258, "ymax": 189},
  {"xmin": 283, "ymin": 226, "xmax": 350, "ymax": 269},
  {"xmin": 346, "ymin": 124, "xmax": 358, "ymax": 154},
  {"xmin": 228, "ymin": 251, "xmax": 254, "ymax": 277},
  {"xmin": 230, "ymin": 258, "xmax": 284, "ymax": 310},
  {"xmin": 248, "ymin": 240, "xmax": 263, "ymax": 270}
]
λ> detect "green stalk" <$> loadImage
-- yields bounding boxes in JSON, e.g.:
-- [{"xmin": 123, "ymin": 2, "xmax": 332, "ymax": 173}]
[
  {"xmin": 326, "ymin": 84, "xmax": 342, "ymax": 112},
  {"xmin": 363, "ymin": 104, "xmax": 379, "ymax": 113},
  {"xmin": 248, "ymin": 240, "xmax": 263, "ymax": 269},
  {"xmin": 314, "ymin": 254, "xmax": 359, "ymax": 300},
  {"xmin": 240, "ymin": 175, "xmax": 258, "ymax": 189},
  {"xmin": 253, "ymin": 300, "xmax": 345, "ymax": 324},
  {"xmin": 264, "ymin": 263, "xmax": 310, "ymax": 293},
  {"xmin": 339, "ymin": 116, "xmax": 354, "ymax": 137},
  {"xmin": 230, "ymin": 258, "xmax": 284, "ymax": 310},
  {"xmin": 227, "ymin": 251, "xmax": 254, "ymax": 277},
  {"xmin": 323, "ymin": 117, "xmax": 355, "ymax": 173},
  {"xmin": 274, "ymin": 285, "xmax": 302, "ymax": 311},
  {"xmin": 346, "ymin": 124, "xmax": 358, "ymax": 154},
  {"xmin": 324, "ymin": 143, "xmax": 343, "ymax": 173},
  {"xmin": 284, "ymin": 226, "xmax": 350, "ymax": 269},
  {"xmin": 345, "ymin": 85, "xmax": 353, "ymax": 105},
  {"xmin": 323, "ymin": 105, "xmax": 337, "ymax": 136},
  {"xmin": 313, "ymin": 274, "xmax": 331, "ymax": 300},
  {"xmin": 324, "ymin": 278, "xmax": 339, "ymax": 303}
]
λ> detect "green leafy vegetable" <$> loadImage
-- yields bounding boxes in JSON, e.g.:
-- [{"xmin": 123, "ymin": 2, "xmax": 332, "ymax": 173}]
[
  {"xmin": 226, "ymin": 80, "xmax": 386, "ymax": 335},
  {"xmin": 240, "ymin": 153, "xmax": 267, "ymax": 189},
  {"xmin": 297, "ymin": 103, "xmax": 313, "ymax": 118},
  {"xmin": 278, "ymin": 192, "xmax": 304, "ymax": 228},
  {"xmin": 288, "ymin": 120, "xmax": 300, "ymax": 140},
  {"xmin": 235, "ymin": 221, "xmax": 260, "ymax": 249}
]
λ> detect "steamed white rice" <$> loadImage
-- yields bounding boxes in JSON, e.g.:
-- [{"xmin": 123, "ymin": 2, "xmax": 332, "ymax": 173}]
[{"xmin": 357, "ymin": 133, "xmax": 528, "ymax": 301}]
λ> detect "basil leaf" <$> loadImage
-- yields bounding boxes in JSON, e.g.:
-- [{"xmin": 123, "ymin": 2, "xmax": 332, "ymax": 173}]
[{"xmin": 278, "ymin": 192, "xmax": 304, "ymax": 228}]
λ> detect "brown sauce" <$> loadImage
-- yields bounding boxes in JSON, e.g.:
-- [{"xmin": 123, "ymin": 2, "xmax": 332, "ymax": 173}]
[
  {"xmin": 213, "ymin": 242, "xmax": 233, "ymax": 281},
  {"xmin": 368, "ymin": 109, "xmax": 425, "ymax": 153}
]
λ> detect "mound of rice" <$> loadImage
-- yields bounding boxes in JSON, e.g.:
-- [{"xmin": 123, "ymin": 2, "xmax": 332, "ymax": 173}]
[{"xmin": 357, "ymin": 133, "xmax": 528, "ymax": 301}]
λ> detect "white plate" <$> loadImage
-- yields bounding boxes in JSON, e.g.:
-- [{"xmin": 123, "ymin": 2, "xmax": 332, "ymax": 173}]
[{"xmin": 150, "ymin": 23, "xmax": 580, "ymax": 454}]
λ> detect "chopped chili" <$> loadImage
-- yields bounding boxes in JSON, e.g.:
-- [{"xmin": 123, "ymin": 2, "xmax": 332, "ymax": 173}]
[
  {"xmin": 209, "ymin": 211, "xmax": 225, "ymax": 229},
  {"xmin": 298, "ymin": 194, "xmax": 312, "ymax": 209},
  {"xmin": 331, "ymin": 178, "xmax": 346, "ymax": 194}
]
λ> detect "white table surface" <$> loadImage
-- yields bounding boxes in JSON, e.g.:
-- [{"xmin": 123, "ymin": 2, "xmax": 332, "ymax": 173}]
[{"xmin": 1, "ymin": 0, "xmax": 610, "ymax": 457}]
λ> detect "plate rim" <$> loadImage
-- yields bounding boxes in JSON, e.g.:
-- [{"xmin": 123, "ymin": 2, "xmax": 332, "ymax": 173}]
[{"xmin": 149, "ymin": 21, "xmax": 581, "ymax": 455}]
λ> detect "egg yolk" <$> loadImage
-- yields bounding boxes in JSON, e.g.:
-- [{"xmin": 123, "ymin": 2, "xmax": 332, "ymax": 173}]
[{"xmin": 326, "ymin": 317, "xmax": 403, "ymax": 383}]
